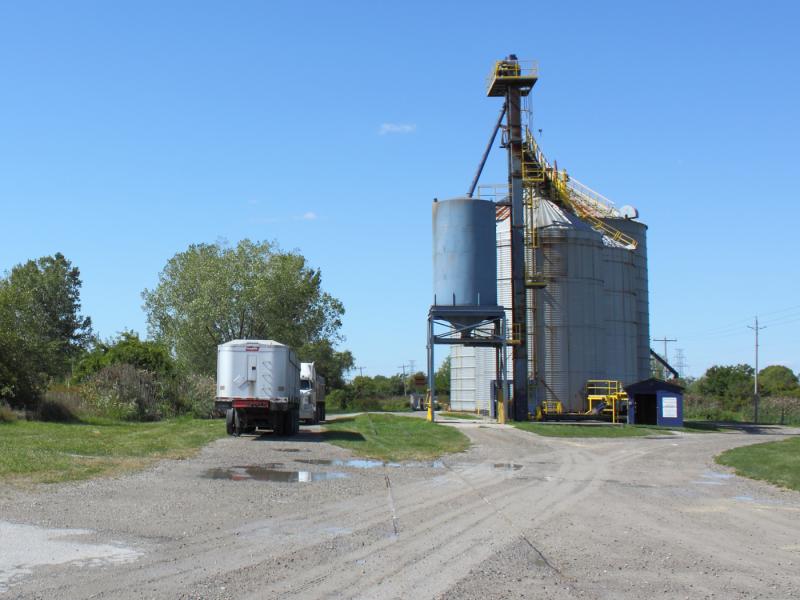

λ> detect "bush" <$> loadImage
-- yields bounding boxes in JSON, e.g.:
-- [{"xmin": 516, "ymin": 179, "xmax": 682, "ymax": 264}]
[
  {"xmin": 0, "ymin": 402, "xmax": 16, "ymax": 423},
  {"xmin": 180, "ymin": 373, "xmax": 216, "ymax": 419},
  {"xmin": 327, "ymin": 388, "xmax": 350, "ymax": 410},
  {"xmin": 81, "ymin": 364, "xmax": 161, "ymax": 421},
  {"xmin": 36, "ymin": 389, "xmax": 82, "ymax": 422}
]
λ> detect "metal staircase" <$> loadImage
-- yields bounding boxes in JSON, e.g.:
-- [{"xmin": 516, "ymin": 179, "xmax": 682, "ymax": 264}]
[{"xmin": 522, "ymin": 131, "xmax": 638, "ymax": 250}]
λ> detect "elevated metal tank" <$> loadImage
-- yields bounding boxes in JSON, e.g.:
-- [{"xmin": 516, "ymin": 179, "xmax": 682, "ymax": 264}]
[
  {"xmin": 432, "ymin": 197, "xmax": 497, "ymax": 309},
  {"xmin": 602, "ymin": 217, "xmax": 649, "ymax": 382},
  {"xmin": 461, "ymin": 214, "xmax": 513, "ymax": 414}
]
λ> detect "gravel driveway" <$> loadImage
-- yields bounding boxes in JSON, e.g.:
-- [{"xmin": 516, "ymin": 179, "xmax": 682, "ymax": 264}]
[{"xmin": 1, "ymin": 419, "xmax": 798, "ymax": 599}]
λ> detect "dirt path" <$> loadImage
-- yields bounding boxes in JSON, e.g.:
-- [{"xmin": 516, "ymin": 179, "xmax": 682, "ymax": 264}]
[{"xmin": 1, "ymin": 421, "xmax": 798, "ymax": 599}]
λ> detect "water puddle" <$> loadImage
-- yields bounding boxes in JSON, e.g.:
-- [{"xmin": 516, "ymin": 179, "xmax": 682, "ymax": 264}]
[
  {"xmin": 297, "ymin": 458, "xmax": 384, "ymax": 469},
  {"xmin": 493, "ymin": 463, "xmax": 524, "ymax": 471},
  {"xmin": 204, "ymin": 466, "xmax": 349, "ymax": 483},
  {"xmin": 274, "ymin": 448, "xmax": 307, "ymax": 453},
  {"xmin": 295, "ymin": 459, "xmax": 445, "ymax": 469},
  {"xmin": 0, "ymin": 521, "xmax": 141, "ymax": 593},
  {"xmin": 703, "ymin": 471, "xmax": 734, "ymax": 480}
]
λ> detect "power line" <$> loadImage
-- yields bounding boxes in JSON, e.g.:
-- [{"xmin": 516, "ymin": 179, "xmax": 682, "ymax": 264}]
[
  {"xmin": 674, "ymin": 348, "xmax": 688, "ymax": 378},
  {"xmin": 653, "ymin": 336, "xmax": 677, "ymax": 364}
]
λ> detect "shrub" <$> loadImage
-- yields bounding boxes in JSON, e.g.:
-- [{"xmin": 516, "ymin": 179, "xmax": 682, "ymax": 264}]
[
  {"xmin": 81, "ymin": 364, "xmax": 161, "ymax": 421},
  {"xmin": 180, "ymin": 373, "xmax": 216, "ymax": 419},
  {"xmin": 327, "ymin": 388, "xmax": 350, "ymax": 410},
  {"xmin": 0, "ymin": 402, "xmax": 16, "ymax": 423}
]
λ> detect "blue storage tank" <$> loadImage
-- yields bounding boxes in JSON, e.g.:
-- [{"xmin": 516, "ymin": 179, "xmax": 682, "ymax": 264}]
[{"xmin": 432, "ymin": 197, "xmax": 497, "ymax": 308}]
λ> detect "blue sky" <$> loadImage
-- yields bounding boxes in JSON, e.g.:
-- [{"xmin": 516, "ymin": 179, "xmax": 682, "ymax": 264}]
[{"xmin": 1, "ymin": 0, "xmax": 798, "ymax": 378}]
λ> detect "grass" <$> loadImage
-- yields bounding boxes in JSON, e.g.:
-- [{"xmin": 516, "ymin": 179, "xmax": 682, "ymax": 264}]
[
  {"xmin": 716, "ymin": 436, "xmax": 800, "ymax": 492},
  {"xmin": 0, "ymin": 417, "xmax": 226, "ymax": 484},
  {"xmin": 322, "ymin": 413, "xmax": 470, "ymax": 461},
  {"xmin": 512, "ymin": 422, "xmax": 660, "ymax": 437},
  {"xmin": 439, "ymin": 411, "xmax": 482, "ymax": 420},
  {"xmin": 326, "ymin": 396, "xmax": 412, "ymax": 415}
]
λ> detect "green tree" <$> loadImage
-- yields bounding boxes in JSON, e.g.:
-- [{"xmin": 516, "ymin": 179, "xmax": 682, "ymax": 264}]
[
  {"xmin": 0, "ymin": 253, "xmax": 92, "ymax": 406},
  {"xmin": 142, "ymin": 239, "xmax": 348, "ymax": 379},
  {"xmin": 73, "ymin": 331, "xmax": 175, "ymax": 382},
  {"xmin": 759, "ymin": 365, "xmax": 798, "ymax": 397},
  {"xmin": 695, "ymin": 364, "xmax": 754, "ymax": 408},
  {"xmin": 297, "ymin": 339, "xmax": 354, "ymax": 390},
  {"xmin": 435, "ymin": 356, "xmax": 451, "ymax": 393}
]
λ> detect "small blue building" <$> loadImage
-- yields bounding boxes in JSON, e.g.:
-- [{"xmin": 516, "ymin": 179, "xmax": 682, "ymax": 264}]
[{"xmin": 625, "ymin": 378, "xmax": 684, "ymax": 427}]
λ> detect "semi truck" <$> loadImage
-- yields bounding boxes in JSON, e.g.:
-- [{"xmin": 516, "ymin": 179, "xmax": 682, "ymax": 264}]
[
  {"xmin": 299, "ymin": 362, "xmax": 326, "ymax": 423},
  {"xmin": 215, "ymin": 340, "xmax": 301, "ymax": 436}
]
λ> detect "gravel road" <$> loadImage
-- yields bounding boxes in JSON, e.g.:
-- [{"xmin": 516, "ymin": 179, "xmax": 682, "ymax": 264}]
[{"xmin": 1, "ymin": 419, "xmax": 798, "ymax": 599}]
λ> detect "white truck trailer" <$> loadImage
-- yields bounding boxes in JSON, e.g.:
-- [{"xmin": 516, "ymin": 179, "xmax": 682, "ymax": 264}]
[
  {"xmin": 299, "ymin": 362, "xmax": 326, "ymax": 423},
  {"xmin": 216, "ymin": 340, "xmax": 301, "ymax": 436}
]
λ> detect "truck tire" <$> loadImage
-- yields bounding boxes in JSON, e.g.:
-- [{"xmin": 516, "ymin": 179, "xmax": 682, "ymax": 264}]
[
  {"xmin": 294, "ymin": 408, "xmax": 300, "ymax": 434},
  {"xmin": 233, "ymin": 409, "xmax": 243, "ymax": 437},
  {"xmin": 275, "ymin": 412, "xmax": 286, "ymax": 436},
  {"xmin": 283, "ymin": 410, "xmax": 294, "ymax": 436},
  {"xmin": 320, "ymin": 403, "xmax": 326, "ymax": 422},
  {"xmin": 226, "ymin": 409, "xmax": 235, "ymax": 435}
]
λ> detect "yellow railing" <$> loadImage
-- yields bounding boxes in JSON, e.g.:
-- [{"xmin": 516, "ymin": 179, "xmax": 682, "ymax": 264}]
[
  {"xmin": 586, "ymin": 380, "xmax": 628, "ymax": 423},
  {"xmin": 486, "ymin": 60, "xmax": 539, "ymax": 85},
  {"xmin": 524, "ymin": 133, "xmax": 638, "ymax": 250}
]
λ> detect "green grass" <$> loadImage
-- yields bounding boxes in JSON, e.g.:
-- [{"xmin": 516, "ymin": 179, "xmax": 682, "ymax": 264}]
[
  {"xmin": 0, "ymin": 417, "xmax": 226, "ymax": 484},
  {"xmin": 322, "ymin": 413, "xmax": 470, "ymax": 461},
  {"xmin": 325, "ymin": 396, "xmax": 412, "ymax": 414},
  {"xmin": 512, "ymin": 422, "xmax": 660, "ymax": 437},
  {"xmin": 716, "ymin": 436, "xmax": 800, "ymax": 491},
  {"xmin": 439, "ymin": 411, "xmax": 482, "ymax": 420}
]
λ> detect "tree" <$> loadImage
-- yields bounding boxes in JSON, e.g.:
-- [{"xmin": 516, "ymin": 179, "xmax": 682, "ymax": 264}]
[
  {"xmin": 142, "ymin": 239, "xmax": 348, "ymax": 380},
  {"xmin": 72, "ymin": 331, "xmax": 175, "ymax": 382},
  {"xmin": 435, "ymin": 356, "xmax": 451, "ymax": 393},
  {"xmin": 695, "ymin": 364, "xmax": 754, "ymax": 408},
  {"xmin": 758, "ymin": 365, "xmax": 798, "ymax": 397},
  {"xmin": 296, "ymin": 339, "xmax": 354, "ymax": 390},
  {"xmin": 0, "ymin": 253, "xmax": 92, "ymax": 406}
]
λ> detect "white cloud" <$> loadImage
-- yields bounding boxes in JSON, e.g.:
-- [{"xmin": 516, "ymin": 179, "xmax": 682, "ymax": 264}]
[
  {"xmin": 301, "ymin": 211, "xmax": 317, "ymax": 220},
  {"xmin": 378, "ymin": 122, "xmax": 417, "ymax": 135}
]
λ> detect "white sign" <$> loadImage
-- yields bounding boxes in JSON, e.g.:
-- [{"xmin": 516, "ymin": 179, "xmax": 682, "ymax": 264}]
[{"xmin": 662, "ymin": 397, "xmax": 678, "ymax": 419}]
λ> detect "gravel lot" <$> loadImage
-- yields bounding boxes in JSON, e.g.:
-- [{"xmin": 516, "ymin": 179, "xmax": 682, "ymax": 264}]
[{"xmin": 1, "ymin": 419, "xmax": 799, "ymax": 599}]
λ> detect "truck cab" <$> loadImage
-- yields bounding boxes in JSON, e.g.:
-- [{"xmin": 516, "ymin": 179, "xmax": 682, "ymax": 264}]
[{"xmin": 299, "ymin": 362, "xmax": 326, "ymax": 424}]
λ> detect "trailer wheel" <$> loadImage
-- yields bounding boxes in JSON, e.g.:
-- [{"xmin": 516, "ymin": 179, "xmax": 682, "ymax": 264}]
[
  {"xmin": 233, "ymin": 409, "xmax": 243, "ymax": 437},
  {"xmin": 320, "ymin": 403, "xmax": 326, "ymax": 422},
  {"xmin": 273, "ymin": 414, "xmax": 285, "ymax": 436},
  {"xmin": 294, "ymin": 409, "xmax": 300, "ymax": 434},
  {"xmin": 225, "ymin": 409, "xmax": 235, "ymax": 435}
]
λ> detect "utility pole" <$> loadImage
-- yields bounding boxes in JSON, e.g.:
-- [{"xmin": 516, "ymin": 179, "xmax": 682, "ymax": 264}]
[
  {"xmin": 357, "ymin": 366, "xmax": 365, "ymax": 378},
  {"xmin": 748, "ymin": 316, "xmax": 766, "ymax": 423},
  {"xmin": 409, "ymin": 360, "xmax": 416, "ymax": 375},
  {"xmin": 398, "ymin": 363, "xmax": 408, "ymax": 396},
  {"xmin": 653, "ymin": 336, "xmax": 677, "ymax": 365}
]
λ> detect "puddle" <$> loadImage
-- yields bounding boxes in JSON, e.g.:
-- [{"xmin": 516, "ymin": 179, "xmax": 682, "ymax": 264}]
[
  {"xmin": 297, "ymin": 458, "xmax": 384, "ymax": 469},
  {"xmin": 493, "ymin": 463, "xmax": 524, "ymax": 471},
  {"xmin": 703, "ymin": 471, "xmax": 734, "ymax": 480},
  {"xmin": 204, "ymin": 466, "xmax": 349, "ymax": 483},
  {"xmin": 0, "ymin": 521, "xmax": 141, "ymax": 593},
  {"xmin": 295, "ymin": 459, "xmax": 445, "ymax": 469},
  {"xmin": 274, "ymin": 448, "xmax": 307, "ymax": 453},
  {"xmin": 692, "ymin": 480, "xmax": 723, "ymax": 486},
  {"xmin": 734, "ymin": 495, "xmax": 755, "ymax": 502}
]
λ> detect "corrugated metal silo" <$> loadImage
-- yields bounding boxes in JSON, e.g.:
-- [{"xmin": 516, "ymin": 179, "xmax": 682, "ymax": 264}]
[
  {"xmin": 449, "ymin": 345, "xmax": 476, "ymax": 411},
  {"xmin": 432, "ymin": 197, "xmax": 497, "ymax": 312},
  {"xmin": 600, "ymin": 239, "xmax": 638, "ymax": 386},
  {"xmin": 537, "ymin": 200, "xmax": 606, "ymax": 412},
  {"xmin": 602, "ymin": 217, "xmax": 649, "ymax": 382}
]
